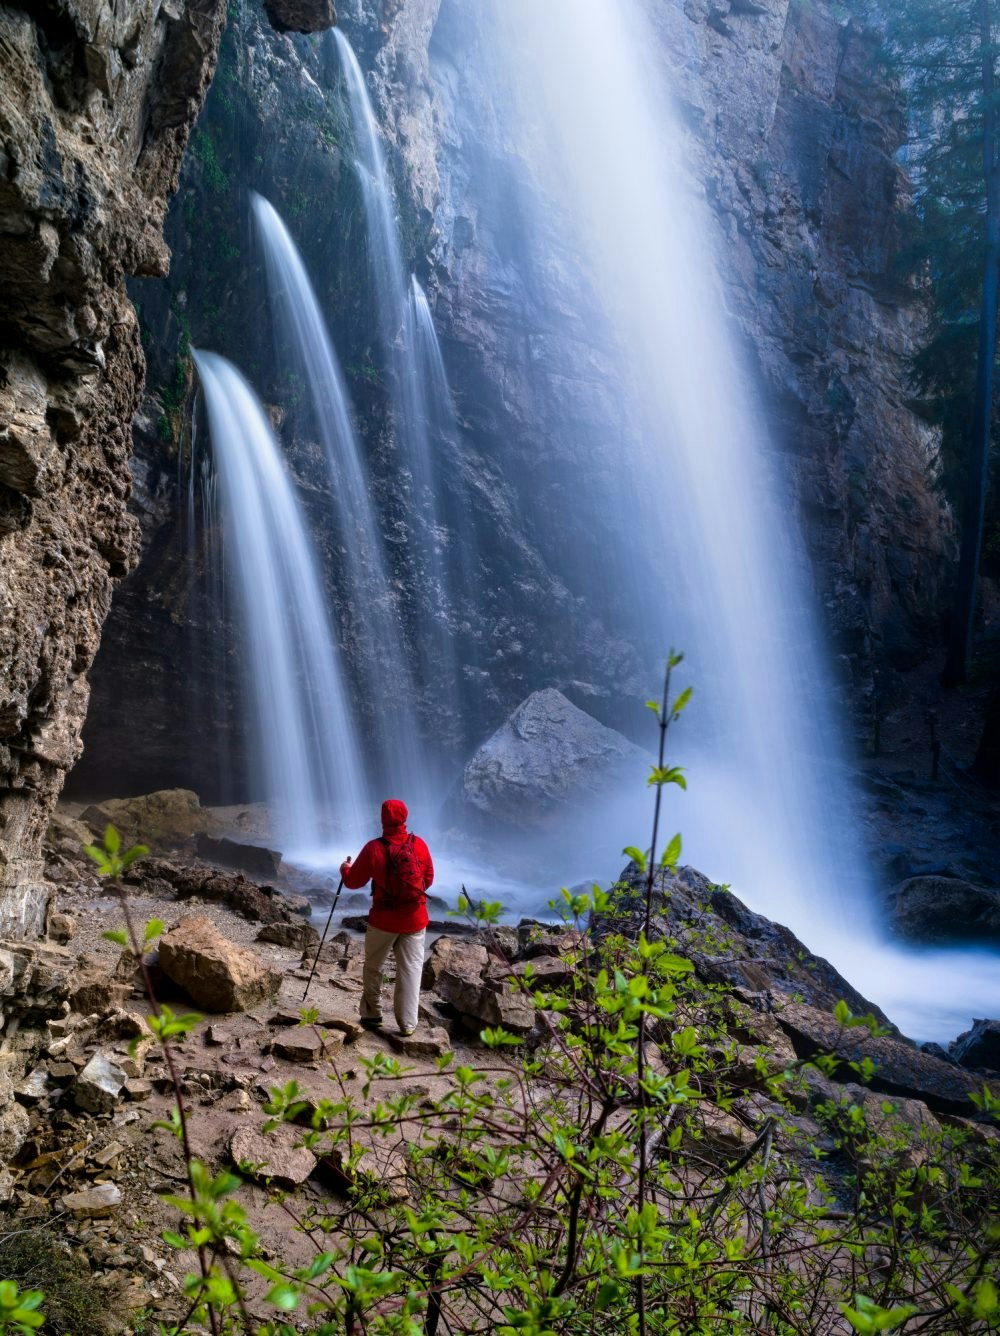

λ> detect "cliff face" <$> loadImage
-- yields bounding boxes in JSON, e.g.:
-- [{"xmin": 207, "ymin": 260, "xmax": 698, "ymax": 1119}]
[
  {"xmin": 70, "ymin": 0, "xmax": 953, "ymax": 802},
  {"xmin": 0, "ymin": 0, "xmax": 226, "ymax": 933}
]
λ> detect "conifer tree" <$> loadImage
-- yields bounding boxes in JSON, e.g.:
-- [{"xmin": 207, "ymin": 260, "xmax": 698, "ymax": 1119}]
[{"xmin": 883, "ymin": 0, "xmax": 1000, "ymax": 685}]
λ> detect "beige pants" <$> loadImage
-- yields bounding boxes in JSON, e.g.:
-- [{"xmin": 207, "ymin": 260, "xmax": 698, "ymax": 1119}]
[{"xmin": 360, "ymin": 926, "xmax": 426, "ymax": 1031}]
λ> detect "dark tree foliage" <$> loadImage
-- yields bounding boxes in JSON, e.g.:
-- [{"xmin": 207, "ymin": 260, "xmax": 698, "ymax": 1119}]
[{"xmin": 881, "ymin": 0, "xmax": 1000, "ymax": 684}]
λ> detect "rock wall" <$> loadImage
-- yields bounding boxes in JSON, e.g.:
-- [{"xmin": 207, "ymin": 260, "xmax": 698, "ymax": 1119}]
[
  {"xmin": 69, "ymin": 0, "xmax": 954, "ymax": 802},
  {"xmin": 0, "ymin": 0, "xmax": 227, "ymax": 934}
]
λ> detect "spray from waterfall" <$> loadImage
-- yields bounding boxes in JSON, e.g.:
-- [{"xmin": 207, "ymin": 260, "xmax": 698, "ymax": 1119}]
[
  {"xmin": 193, "ymin": 349, "xmax": 369, "ymax": 857},
  {"xmin": 250, "ymin": 192, "xmax": 425, "ymax": 797}
]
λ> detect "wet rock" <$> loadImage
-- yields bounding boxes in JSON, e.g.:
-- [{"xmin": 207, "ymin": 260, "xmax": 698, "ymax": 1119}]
[
  {"xmin": 772, "ymin": 1000, "xmax": 997, "ymax": 1116},
  {"xmin": 422, "ymin": 936, "xmax": 488, "ymax": 991},
  {"xmin": 82, "ymin": 790, "xmax": 207, "ymax": 848},
  {"xmin": 158, "ymin": 914, "xmax": 282, "ymax": 1012},
  {"xmin": 264, "ymin": 0, "xmax": 336, "ymax": 33},
  {"xmin": 451, "ymin": 689, "xmax": 649, "ymax": 831},
  {"xmin": 72, "ymin": 1052, "xmax": 127, "ymax": 1114},
  {"xmin": 229, "ymin": 1123, "xmax": 316, "ymax": 1189},
  {"xmin": 196, "ymin": 834, "xmax": 282, "ymax": 879},
  {"xmin": 951, "ymin": 1019, "xmax": 1000, "ymax": 1073},
  {"xmin": 886, "ymin": 876, "xmax": 1000, "ymax": 947},
  {"xmin": 61, "ymin": 1182, "xmax": 122, "ymax": 1218}
]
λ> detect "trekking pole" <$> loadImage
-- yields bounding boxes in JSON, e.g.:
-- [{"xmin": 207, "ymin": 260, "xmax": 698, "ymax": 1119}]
[{"xmin": 302, "ymin": 876, "xmax": 344, "ymax": 1002}]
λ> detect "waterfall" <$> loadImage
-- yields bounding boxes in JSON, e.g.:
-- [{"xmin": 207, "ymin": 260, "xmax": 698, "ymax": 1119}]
[
  {"xmin": 467, "ymin": 0, "xmax": 1000, "ymax": 1039},
  {"xmin": 192, "ymin": 349, "xmax": 369, "ymax": 857},
  {"xmin": 250, "ymin": 192, "xmax": 423, "ymax": 797},
  {"xmin": 331, "ymin": 28, "xmax": 458, "ymax": 699}
]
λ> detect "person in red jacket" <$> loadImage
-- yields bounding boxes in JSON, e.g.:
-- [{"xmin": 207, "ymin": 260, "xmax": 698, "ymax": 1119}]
[{"xmin": 340, "ymin": 798, "xmax": 434, "ymax": 1036}]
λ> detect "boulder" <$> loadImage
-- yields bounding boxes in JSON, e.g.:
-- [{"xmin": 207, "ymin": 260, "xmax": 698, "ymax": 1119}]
[
  {"xmin": 72, "ymin": 1052, "xmax": 127, "ymax": 1114},
  {"xmin": 196, "ymin": 834, "xmax": 282, "ymax": 879},
  {"xmin": 886, "ymin": 876, "xmax": 1000, "ymax": 946},
  {"xmin": 158, "ymin": 915, "xmax": 282, "ymax": 1012},
  {"xmin": 81, "ymin": 789, "xmax": 206, "ymax": 847},
  {"xmin": 422, "ymin": 936, "xmax": 488, "ymax": 991},
  {"xmin": 229, "ymin": 1123, "xmax": 316, "ymax": 1189},
  {"xmin": 951, "ymin": 1019, "xmax": 1000, "ymax": 1072},
  {"xmin": 256, "ymin": 920, "xmax": 319, "ymax": 951},
  {"xmin": 772, "ymin": 1000, "xmax": 998, "ymax": 1116},
  {"xmin": 602, "ymin": 864, "xmax": 896, "ymax": 1027},
  {"xmin": 46, "ymin": 911, "xmax": 76, "ymax": 944},
  {"xmin": 126, "ymin": 857, "xmax": 290, "ymax": 924},
  {"xmin": 450, "ymin": 689, "xmax": 649, "ymax": 830},
  {"xmin": 264, "ymin": 0, "xmax": 337, "ymax": 34},
  {"xmin": 436, "ymin": 966, "xmax": 535, "ymax": 1035}
]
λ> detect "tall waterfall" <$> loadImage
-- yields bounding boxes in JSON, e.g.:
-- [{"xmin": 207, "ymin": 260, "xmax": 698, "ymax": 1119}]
[
  {"xmin": 193, "ymin": 349, "xmax": 369, "ymax": 855},
  {"xmin": 467, "ymin": 0, "xmax": 1000, "ymax": 1038},
  {"xmin": 331, "ymin": 29, "xmax": 457, "ymax": 695},
  {"xmin": 250, "ymin": 192, "xmax": 423, "ymax": 796}
]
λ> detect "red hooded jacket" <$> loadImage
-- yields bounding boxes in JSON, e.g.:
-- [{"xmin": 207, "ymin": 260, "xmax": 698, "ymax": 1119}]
[{"xmin": 340, "ymin": 799, "xmax": 434, "ymax": 934}]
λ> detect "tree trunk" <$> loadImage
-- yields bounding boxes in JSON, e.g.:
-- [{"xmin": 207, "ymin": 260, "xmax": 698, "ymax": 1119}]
[{"xmin": 943, "ymin": 0, "xmax": 1000, "ymax": 686}]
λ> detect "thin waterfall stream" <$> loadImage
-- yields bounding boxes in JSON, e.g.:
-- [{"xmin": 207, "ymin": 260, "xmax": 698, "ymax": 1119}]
[{"xmin": 193, "ymin": 350, "xmax": 370, "ymax": 857}]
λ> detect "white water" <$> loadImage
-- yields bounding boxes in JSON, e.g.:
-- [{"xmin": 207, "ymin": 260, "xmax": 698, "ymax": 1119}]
[
  {"xmin": 193, "ymin": 350, "xmax": 369, "ymax": 856},
  {"xmin": 473, "ymin": 0, "xmax": 1000, "ymax": 1040},
  {"xmin": 250, "ymin": 192, "xmax": 423, "ymax": 800},
  {"xmin": 331, "ymin": 29, "xmax": 459, "ymax": 696}
]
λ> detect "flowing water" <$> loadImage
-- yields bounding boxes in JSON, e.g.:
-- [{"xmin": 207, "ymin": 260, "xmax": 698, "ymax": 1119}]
[
  {"xmin": 192, "ymin": 349, "xmax": 369, "ymax": 857},
  {"xmin": 464, "ymin": 0, "xmax": 1000, "ymax": 1039},
  {"xmin": 331, "ymin": 29, "xmax": 458, "ymax": 699},
  {"xmin": 250, "ymin": 192, "xmax": 423, "ymax": 801}
]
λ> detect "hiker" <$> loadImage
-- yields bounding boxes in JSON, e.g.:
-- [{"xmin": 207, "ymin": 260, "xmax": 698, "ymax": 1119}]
[{"xmin": 340, "ymin": 798, "xmax": 434, "ymax": 1037}]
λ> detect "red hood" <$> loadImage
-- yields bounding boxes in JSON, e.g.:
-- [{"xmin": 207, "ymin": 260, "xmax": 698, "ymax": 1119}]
[{"xmin": 381, "ymin": 798, "xmax": 409, "ymax": 835}]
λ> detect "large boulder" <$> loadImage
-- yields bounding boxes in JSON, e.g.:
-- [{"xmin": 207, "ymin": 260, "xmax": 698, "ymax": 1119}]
[
  {"xmin": 196, "ymin": 834, "xmax": 282, "ymax": 879},
  {"xmin": 81, "ymin": 790, "xmax": 207, "ymax": 848},
  {"xmin": 886, "ymin": 876, "xmax": 1000, "ymax": 946},
  {"xmin": 603, "ymin": 863, "xmax": 896, "ymax": 1027},
  {"xmin": 450, "ymin": 689, "xmax": 649, "ymax": 831},
  {"xmin": 158, "ymin": 915, "xmax": 282, "ymax": 1012},
  {"xmin": 123, "ymin": 857, "xmax": 292, "ymax": 924},
  {"xmin": 772, "ymin": 999, "xmax": 999, "ymax": 1117}
]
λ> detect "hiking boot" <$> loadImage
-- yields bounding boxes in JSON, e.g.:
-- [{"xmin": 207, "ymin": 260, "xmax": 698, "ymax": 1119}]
[
  {"xmin": 398, "ymin": 1026, "xmax": 416, "ymax": 1038},
  {"xmin": 360, "ymin": 1016, "xmax": 384, "ymax": 1031}
]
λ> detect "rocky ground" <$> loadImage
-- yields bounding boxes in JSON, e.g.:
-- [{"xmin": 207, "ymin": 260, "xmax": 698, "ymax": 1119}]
[{"xmin": 0, "ymin": 791, "xmax": 997, "ymax": 1333}]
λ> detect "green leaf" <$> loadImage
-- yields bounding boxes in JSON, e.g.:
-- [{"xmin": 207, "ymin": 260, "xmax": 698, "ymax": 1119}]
[
  {"xmin": 622, "ymin": 845, "xmax": 647, "ymax": 872},
  {"xmin": 660, "ymin": 833, "xmax": 682, "ymax": 869},
  {"xmin": 671, "ymin": 685, "xmax": 693, "ymax": 716},
  {"xmin": 102, "ymin": 929, "xmax": 128, "ymax": 947},
  {"xmin": 834, "ymin": 999, "xmax": 851, "ymax": 1026},
  {"xmin": 104, "ymin": 824, "xmax": 121, "ymax": 854},
  {"xmin": 144, "ymin": 918, "xmax": 165, "ymax": 944}
]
